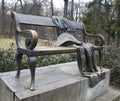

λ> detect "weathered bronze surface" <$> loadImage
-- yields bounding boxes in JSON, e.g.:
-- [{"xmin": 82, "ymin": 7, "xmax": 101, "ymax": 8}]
[{"xmin": 11, "ymin": 11, "xmax": 105, "ymax": 90}]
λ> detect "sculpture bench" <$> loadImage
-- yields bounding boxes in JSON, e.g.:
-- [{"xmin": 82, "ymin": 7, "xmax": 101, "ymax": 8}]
[{"xmin": 11, "ymin": 11, "xmax": 105, "ymax": 91}]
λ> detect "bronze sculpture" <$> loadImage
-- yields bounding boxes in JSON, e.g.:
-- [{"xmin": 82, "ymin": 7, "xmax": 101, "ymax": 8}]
[{"xmin": 12, "ymin": 11, "xmax": 105, "ymax": 91}]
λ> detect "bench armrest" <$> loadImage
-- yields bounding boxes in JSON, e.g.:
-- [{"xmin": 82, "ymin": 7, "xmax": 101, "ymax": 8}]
[
  {"xmin": 86, "ymin": 33, "xmax": 105, "ymax": 46},
  {"xmin": 20, "ymin": 30, "xmax": 38, "ymax": 50}
]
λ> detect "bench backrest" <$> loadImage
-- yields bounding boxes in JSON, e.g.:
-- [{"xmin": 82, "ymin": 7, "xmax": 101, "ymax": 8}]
[
  {"xmin": 11, "ymin": 11, "xmax": 86, "ymax": 32},
  {"xmin": 11, "ymin": 11, "xmax": 87, "ymax": 48}
]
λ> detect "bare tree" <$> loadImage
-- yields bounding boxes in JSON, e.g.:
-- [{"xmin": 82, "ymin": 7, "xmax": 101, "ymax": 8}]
[
  {"xmin": 14, "ymin": 0, "xmax": 23, "ymax": 12},
  {"xmin": 74, "ymin": 3, "xmax": 79, "ymax": 21},
  {"xmin": 1, "ymin": 0, "xmax": 5, "ymax": 35},
  {"xmin": 51, "ymin": 0, "xmax": 54, "ymax": 16},
  {"xmin": 64, "ymin": 0, "xmax": 68, "ymax": 18},
  {"xmin": 29, "ymin": 0, "xmax": 48, "ymax": 15},
  {"xmin": 70, "ymin": 0, "xmax": 74, "ymax": 20}
]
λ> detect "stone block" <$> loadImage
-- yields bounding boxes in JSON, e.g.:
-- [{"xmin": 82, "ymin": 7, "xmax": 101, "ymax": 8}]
[{"xmin": 0, "ymin": 62, "xmax": 110, "ymax": 101}]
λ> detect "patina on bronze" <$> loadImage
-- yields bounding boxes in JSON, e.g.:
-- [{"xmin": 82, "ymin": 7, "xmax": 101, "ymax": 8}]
[
  {"xmin": 53, "ymin": 16, "xmax": 105, "ymax": 88},
  {"xmin": 11, "ymin": 11, "xmax": 105, "ymax": 91}
]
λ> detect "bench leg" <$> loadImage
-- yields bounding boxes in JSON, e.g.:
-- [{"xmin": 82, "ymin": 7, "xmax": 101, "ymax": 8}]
[
  {"xmin": 77, "ymin": 47, "xmax": 86, "ymax": 74},
  {"xmin": 15, "ymin": 53, "xmax": 23, "ymax": 79},
  {"xmin": 98, "ymin": 50, "xmax": 103, "ymax": 71},
  {"xmin": 27, "ymin": 56, "xmax": 37, "ymax": 91},
  {"xmin": 84, "ymin": 48, "xmax": 93, "ymax": 72},
  {"xmin": 91, "ymin": 48, "xmax": 98, "ymax": 72},
  {"xmin": 77, "ymin": 48, "xmax": 82, "ymax": 73}
]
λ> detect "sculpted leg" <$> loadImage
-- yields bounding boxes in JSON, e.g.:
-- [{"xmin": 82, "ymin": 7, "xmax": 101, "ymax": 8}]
[
  {"xmin": 15, "ymin": 52, "xmax": 23, "ymax": 79},
  {"xmin": 27, "ymin": 56, "xmax": 37, "ymax": 91}
]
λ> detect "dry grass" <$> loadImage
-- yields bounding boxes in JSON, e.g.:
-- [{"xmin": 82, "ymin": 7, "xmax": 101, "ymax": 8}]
[
  {"xmin": 0, "ymin": 37, "xmax": 16, "ymax": 49},
  {"xmin": 0, "ymin": 37, "xmax": 51, "ymax": 49}
]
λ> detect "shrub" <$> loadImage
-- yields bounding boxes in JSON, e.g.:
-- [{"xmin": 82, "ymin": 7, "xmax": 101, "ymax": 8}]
[
  {"xmin": 0, "ymin": 43, "xmax": 16, "ymax": 72},
  {"xmin": 102, "ymin": 45, "xmax": 120, "ymax": 87},
  {"xmin": 102, "ymin": 45, "xmax": 120, "ymax": 73},
  {"xmin": 37, "ymin": 53, "xmax": 76, "ymax": 67},
  {"xmin": 0, "ymin": 43, "xmax": 76, "ymax": 72}
]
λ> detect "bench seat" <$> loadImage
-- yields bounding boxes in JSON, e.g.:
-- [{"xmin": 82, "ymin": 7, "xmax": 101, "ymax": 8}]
[{"xmin": 17, "ymin": 46, "xmax": 77, "ymax": 56}]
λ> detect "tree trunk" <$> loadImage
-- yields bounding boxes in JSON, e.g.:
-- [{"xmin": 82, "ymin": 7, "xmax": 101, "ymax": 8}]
[
  {"xmin": 64, "ymin": 0, "xmax": 68, "ymax": 18},
  {"xmin": 75, "ymin": 6, "xmax": 78, "ymax": 21},
  {"xmin": 51, "ymin": 0, "xmax": 54, "ymax": 16},
  {"xmin": 116, "ymin": 34, "xmax": 120, "ymax": 47},
  {"xmin": 106, "ymin": 34, "xmax": 111, "ymax": 45},
  {"xmin": 70, "ymin": 0, "xmax": 74, "ymax": 20},
  {"xmin": 1, "ymin": 0, "xmax": 5, "ymax": 35}
]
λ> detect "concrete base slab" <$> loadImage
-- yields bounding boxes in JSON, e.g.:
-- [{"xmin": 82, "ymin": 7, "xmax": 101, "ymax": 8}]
[
  {"xmin": 0, "ymin": 62, "xmax": 110, "ymax": 101},
  {"xmin": 94, "ymin": 87, "xmax": 120, "ymax": 101}
]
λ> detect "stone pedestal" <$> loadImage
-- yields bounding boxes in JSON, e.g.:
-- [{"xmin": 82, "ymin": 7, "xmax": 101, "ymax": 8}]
[{"xmin": 0, "ymin": 62, "xmax": 110, "ymax": 101}]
